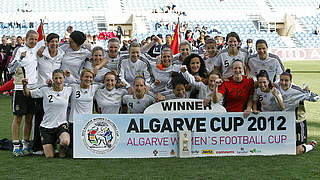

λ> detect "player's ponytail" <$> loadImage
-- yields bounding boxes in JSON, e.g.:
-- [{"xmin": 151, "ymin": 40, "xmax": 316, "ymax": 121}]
[
  {"xmin": 280, "ymin": 69, "xmax": 292, "ymax": 81},
  {"xmin": 256, "ymin": 70, "xmax": 272, "ymax": 89}
]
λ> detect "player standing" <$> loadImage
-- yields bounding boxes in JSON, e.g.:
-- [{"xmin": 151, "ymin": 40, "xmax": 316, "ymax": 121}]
[
  {"xmin": 8, "ymin": 30, "xmax": 42, "ymax": 156},
  {"xmin": 214, "ymin": 32, "xmax": 248, "ymax": 80}
]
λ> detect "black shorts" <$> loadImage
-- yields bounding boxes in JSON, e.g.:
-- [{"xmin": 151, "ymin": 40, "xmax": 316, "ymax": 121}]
[
  {"xmin": 40, "ymin": 124, "xmax": 69, "ymax": 145},
  {"xmin": 69, "ymin": 123, "xmax": 74, "ymax": 148},
  {"xmin": 12, "ymin": 90, "xmax": 35, "ymax": 116},
  {"xmin": 296, "ymin": 120, "xmax": 307, "ymax": 146}
]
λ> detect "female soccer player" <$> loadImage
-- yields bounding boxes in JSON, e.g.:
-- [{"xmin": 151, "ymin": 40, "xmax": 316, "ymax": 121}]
[
  {"xmin": 213, "ymin": 60, "xmax": 254, "ymax": 118},
  {"xmin": 165, "ymin": 72, "xmax": 189, "ymax": 100},
  {"xmin": 68, "ymin": 68, "xmax": 101, "ymax": 156},
  {"xmin": 203, "ymin": 39, "xmax": 218, "ymax": 73},
  {"xmin": 279, "ymin": 69, "xmax": 319, "ymax": 154},
  {"xmin": 118, "ymin": 41, "xmax": 154, "ymax": 94},
  {"xmin": 182, "ymin": 53, "xmax": 208, "ymax": 98},
  {"xmin": 122, "ymin": 75, "xmax": 155, "ymax": 114},
  {"xmin": 246, "ymin": 39, "xmax": 284, "ymax": 83},
  {"xmin": 214, "ymin": 32, "xmax": 248, "ymax": 79},
  {"xmin": 94, "ymin": 71, "xmax": 127, "ymax": 114},
  {"xmin": 90, "ymin": 46, "xmax": 111, "ymax": 83},
  {"xmin": 182, "ymin": 53, "xmax": 208, "ymax": 83},
  {"xmin": 22, "ymin": 69, "xmax": 72, "ymax": 158},
  {"xmin": 59, "ymin": 31, "xmax": 107, "ymax": 84},
  {"xmin": 172, "ymin": 40, "xmax": 192, "ymax": 65},
  {"xmin": 252, "ymin": 70, "xmax": 285, "ymax": 113},
  {"xmin": 150, "ymin": 48, "xmax": 180, "ymax": 100},
  {"xmin": 37, "ymin": 33, "xmax": 64, "ymax": 88},
  {"xmin": 181, "ymin": 66, "xmax": 223, "ymax": 106},
  {"xmin": 69, "ymin": 68, "xmax": 101, "ymax": 124}
]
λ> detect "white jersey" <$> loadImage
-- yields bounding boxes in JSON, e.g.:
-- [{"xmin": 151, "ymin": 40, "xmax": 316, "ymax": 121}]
[
  {"xmin": 122, "ymin": 94, "xmax": 155, "ymax": 114},
  {"xmin": 8, "ymin": 44, "xmax": 42, "ymax": 90},
  {"xmin": 279, "ymin": 83, "xmax": 319, "ymax": 112},
  {"xmin": 60, "ymin": 44, "xmax": 91, "ymax": 84},
  {"xmin": 214, "ymin": 48, "xmax": 248, "ymax": 78},
  {"xmin": 31, "ymin": 86, "xmax": 72, "ymax": 128},
  {"xmin": 118, "ymin": 54, "xmax": 154, "ymax": 88},
  {"xmin": 95, "ymin": 67, "xmax": 111, "ymax": 83},
  {"xmin": 105, "ymin": 51, "xmax": 127, "ymax": 71},
  {"xmin": 172, "ymin": 54, "xmax": 184, "ymax": 65},
  {"xmin": 204, "ymin": 56, "xmax": 217, "ymax": 73},
  {"xmin": 37, "ymin": 48, "xmax": 65, "ymax": 87},
  {"xmin": 87, "ymin": 63, "xmax": 112, "ymax": 83},
  {"xmin": 94, "ymin": 87, "xmax": 127, "ymax": 114},
  {"xmin": 69, "ymin": 84, "xmax": 101, "ymax": 123},
  {"xmin": 248, "ymin": 53, "xmax": 284, "ymax": 82},
  {"xmin": 181, "ymin": 71, "xmax": 223, "ymax": 105},
  {"xmin": 165, "ymin": 93, "xmax": 190, "ymax": 100},
  {"xmin": 151, "ymin": 63, "xmax": 180, "ymax": 95},
  {"xmin": 253, "ymin": 88, "xmax": 283, "ymax": 112}
]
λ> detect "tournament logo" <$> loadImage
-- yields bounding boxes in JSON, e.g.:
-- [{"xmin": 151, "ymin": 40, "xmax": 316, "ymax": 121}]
[{"xmin": 82, "ymin": 117, "xmax": 120, "ymax": 154}]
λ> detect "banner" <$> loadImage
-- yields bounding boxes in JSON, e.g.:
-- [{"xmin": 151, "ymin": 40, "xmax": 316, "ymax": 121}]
[
  {"xmin": 74, "ymin": 112, "xmax": 296, "ymax": 158},
  {"xmin": 270, "ymin": 48, "xmax": 320, "ymax": 61}
]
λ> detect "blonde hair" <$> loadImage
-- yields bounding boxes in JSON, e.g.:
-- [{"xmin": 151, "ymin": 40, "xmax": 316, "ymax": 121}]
[{"xmin": 80, "ymin": 68, "xmax": 95, "ymax": 79}]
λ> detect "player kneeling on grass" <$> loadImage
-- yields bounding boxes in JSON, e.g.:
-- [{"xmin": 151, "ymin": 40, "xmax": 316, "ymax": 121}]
[
  {"xmin": 22, "ymin": 69, "xmax": 72, "ymax": 158},
  {"xmin": 279, "ymin": 69, "xmax": 319, "ymax": 154}
]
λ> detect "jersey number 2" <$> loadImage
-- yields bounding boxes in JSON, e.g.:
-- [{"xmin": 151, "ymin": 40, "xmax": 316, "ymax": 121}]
[{"xmin": 48, "ymin": 95, "xmax": 53, "ymax": 103}]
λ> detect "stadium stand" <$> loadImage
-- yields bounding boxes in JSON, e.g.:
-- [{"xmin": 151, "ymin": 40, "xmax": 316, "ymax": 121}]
[
  {"xmin": 0, "ymin": 0, "xmax": 107, "ymax": 13},
  {"xmin": 0, "ymin": 21, "xmax": 97, "ymax": 40},
  {"xmin": 293, "ymin": 14, "xmax": 320, "ymax": 48}
]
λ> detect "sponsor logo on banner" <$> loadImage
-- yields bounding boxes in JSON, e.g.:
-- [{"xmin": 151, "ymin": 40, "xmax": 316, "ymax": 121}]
[
  {"xmin": 191, "ymin": 150, "xmax": 199, "ymax": 155},
  {"xmin": 250, "ymin": 148, "xmax": 262, "ymax": 153},
  {"xmin": 201, "ymin": 149, "xmax": 214, "ymax": 154},
  {"xmin": 216, "ymin": 150, "xmax": 235, "ymax": 154},
  {"xmin": 81, "ymin": 117, "xmax": 120, "ymax": 154},
  {"xmin": 153, "ymin": 149, "xmax": 158, "ymax": 156},
  {"xmin": 158, "ymin": 150, "xmax": 169, "ymax": 156},
  {"xmin": 170, "ymin": 149, "xmax": 175, "ymax": 156},
  {"xmin": 237, "ymin": 147, "xmax": 248, "ymax": 154}
]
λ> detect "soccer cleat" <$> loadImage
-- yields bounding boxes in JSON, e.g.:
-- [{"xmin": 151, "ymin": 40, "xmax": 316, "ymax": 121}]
[
  {"xmin": 12, "ymin": 148, "xmax": 23, "ymax": 157},
  {"xmin": 22, "ymin": 147, "xmax": 32, "ymax": 156},
  {"xmin": 310, "ymin": 140, "xmax": 317, "ymax": 147}
]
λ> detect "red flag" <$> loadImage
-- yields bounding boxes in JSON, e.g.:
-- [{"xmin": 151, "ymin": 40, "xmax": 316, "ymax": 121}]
[
  {"xmin": 170, "ymin": 19, "xmax": 180, "ymax": 55},
  {"xmin": 37, "ymin": 21, "xmax": 44, "ymax": 42}
]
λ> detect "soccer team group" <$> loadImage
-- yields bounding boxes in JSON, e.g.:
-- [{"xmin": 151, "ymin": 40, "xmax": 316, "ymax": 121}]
[{"xmin": 3, "ymin": 28, "xmax": 319, "ymax": 158}]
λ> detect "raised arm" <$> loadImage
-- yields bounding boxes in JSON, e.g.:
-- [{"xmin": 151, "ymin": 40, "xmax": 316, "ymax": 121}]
[
  {"xmin": 272, "ymin": 87, "xmax": 285, "ymax": 110},
  {"xmin": 22, "ymin": 78, "xmax": 31, "ymax": 97}
]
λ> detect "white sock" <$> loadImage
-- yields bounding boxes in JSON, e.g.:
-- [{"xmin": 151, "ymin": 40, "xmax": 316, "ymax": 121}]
[
  {"xmin": 303, "ymin": 144, "xmax": 314, "ymax": 153},
  {"xmin": 12, "ymin": 140, "xmax": 20, "ymax": 150},
  {"xmin": 22, "ymin": 140, "xmax": 29, "ymax": 149}
]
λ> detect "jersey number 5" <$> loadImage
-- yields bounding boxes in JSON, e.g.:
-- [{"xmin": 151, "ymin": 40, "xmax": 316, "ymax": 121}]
[{"xmin": 224, "ymin": 60, "xmax": 229, "ymax": 67}]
